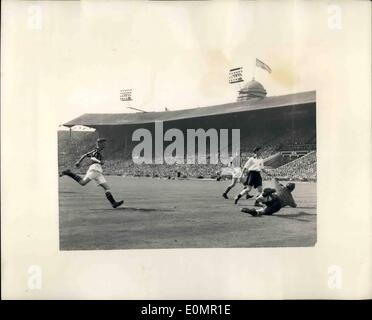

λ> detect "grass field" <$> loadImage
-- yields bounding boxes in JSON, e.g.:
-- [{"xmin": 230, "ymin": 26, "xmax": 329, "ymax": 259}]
[{"xmin": 59, "ymin": 176, "xmax": 316, "ymax": 250}]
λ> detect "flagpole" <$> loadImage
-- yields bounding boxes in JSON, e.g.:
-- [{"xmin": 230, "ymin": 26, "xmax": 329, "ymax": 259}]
[{"xmin": 252, "ymin": 58, "xmax": 256, "ymax": 80}]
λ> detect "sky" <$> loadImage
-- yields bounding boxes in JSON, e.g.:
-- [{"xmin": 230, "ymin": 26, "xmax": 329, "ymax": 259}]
[{"xmin": 2, "ymin": 0, "xmax": 370, "ymax": 126}]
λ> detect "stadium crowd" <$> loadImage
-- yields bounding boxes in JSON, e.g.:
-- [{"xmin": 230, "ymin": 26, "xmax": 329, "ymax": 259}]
[
  {"xmin": 267, "ymin": 151, "xmax": 317, "ymax": 181},
  {"xmin": 58, "ymin": 130, "xmax": 317, "ymax": 181}
]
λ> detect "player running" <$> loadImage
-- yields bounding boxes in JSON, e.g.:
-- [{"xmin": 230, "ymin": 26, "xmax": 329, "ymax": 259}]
[
  {"xmin": 222, "ymin": 153, "xmax": 251, "ymax": 199},
  {"xmin": 59, "ymin": 138, "xmax": 124, "ymax": 208},
  {"xmin": 240, "ymin": 178, "xmax": 297, "ymax": 216},
  {"xmin": 234, "ymin": 147, "xmax": 271, "ymax": 205}
]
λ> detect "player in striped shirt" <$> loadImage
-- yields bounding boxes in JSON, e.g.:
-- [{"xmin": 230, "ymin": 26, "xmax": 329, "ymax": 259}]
[
  {"xmin": 240, "ymin": 178, "xmax": 297, "ymax": 216},
  {"xmin": 60, "ymin": 138, "xmax": 124, "ymax": 208}
]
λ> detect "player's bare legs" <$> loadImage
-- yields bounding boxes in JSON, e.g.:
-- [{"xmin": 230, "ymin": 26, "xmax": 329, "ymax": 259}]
[
  {"xmin": 234, "ymin": 185, "xmax": 253, "ymax": 204},
  {"xmin": 222, "ymin": 178, "xmax": 237, "ymax": 199},
  {"xmin": 98, "ymin": 182, "xmax": 124, "ymax": 208},
  {"xmin": 60, "ymin": 170, "xmax": 123, "ymax": 208},
  {"xmin": 254, "ymin": 186, "xmax": 263, "ymax": 206},
  {"xmin": 240, "ymin": 186, "xmax": 252, "ymax": 197},
  {"xmin": 60, "ymin": 169, "xmax": 91, "ymax": 186}
]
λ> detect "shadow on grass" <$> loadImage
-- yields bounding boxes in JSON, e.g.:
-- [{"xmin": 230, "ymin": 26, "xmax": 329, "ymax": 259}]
[
  {"xmin": 90, "ymin": 207, "xmax": 175, "ymax": 213},
  {"xmin": 274, "ymin": 211, "xmax": 316, "ymax": 222}
]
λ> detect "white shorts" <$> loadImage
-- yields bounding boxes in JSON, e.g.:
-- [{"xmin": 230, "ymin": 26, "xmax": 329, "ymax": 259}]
[
  {"xmin": 84, "ymin": 168, "xmax": 107, "ymax": 185},
  {"xmin": 232, "ymin": 168, "xmax": 242, "ymax": 179}
]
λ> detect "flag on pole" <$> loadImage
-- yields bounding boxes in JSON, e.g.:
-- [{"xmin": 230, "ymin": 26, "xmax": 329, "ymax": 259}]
[
  {"xmin": 229, "ymin": 67, "xmax": 244, "ymax": 83},
  {"xmin": 256, "ymin": 58, "xmax": 272, "ymax": 73}
]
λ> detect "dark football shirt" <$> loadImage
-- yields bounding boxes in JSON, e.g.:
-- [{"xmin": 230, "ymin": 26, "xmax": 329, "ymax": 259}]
[
  {"xmin": 86, "ymin": 148, "xmax": 103, "ymax": 162},
  {"xmin": 273, "ymin": 179, "xmax": 296, "ymax": 208}
]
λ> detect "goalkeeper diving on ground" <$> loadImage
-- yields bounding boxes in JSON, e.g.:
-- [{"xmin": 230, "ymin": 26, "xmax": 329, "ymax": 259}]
[{"xmin": 240, "ymin": 178, "xmax": 297, "ymax": 216}]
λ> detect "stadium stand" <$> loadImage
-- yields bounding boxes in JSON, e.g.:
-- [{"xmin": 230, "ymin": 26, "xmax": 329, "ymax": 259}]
[
  {"xmin": 59, "ymin": 86, "xmax": 316, "ymax": 181},
  {"xmin": 268, "ymin": 151, "xmax": 317, "ymax": 181},
  {"xmin": 58, "ymin": 130, "xmax": 316, "ymax": 181}
]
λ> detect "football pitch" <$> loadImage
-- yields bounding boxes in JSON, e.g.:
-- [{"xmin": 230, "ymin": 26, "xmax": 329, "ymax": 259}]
[{"xmin": 59, "ymin": 176, "xmax": 316, "ymax": 250}]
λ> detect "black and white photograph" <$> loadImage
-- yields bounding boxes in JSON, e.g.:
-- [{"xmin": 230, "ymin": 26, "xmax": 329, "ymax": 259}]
[
  {"xmin": 1, "ymin": 0, "xmax": 371, "ymax": 300},
  {"xmin": 58, "ymin": 74, "xmax": 317, "ymax": 250},
  {"xmin": 54, "ymin": 1, "xmax": 319, "ymax": 251}
]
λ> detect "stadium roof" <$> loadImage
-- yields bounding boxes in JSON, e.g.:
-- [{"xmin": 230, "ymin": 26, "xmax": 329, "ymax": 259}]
[{"xmin": 63, "ymin": 90, "xmax": 315, "ymax": 127}]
